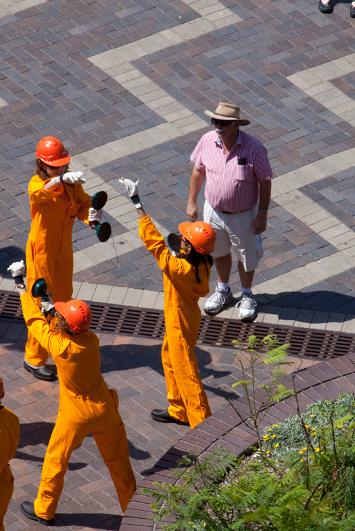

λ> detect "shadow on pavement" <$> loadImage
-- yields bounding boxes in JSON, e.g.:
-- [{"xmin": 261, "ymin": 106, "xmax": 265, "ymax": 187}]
[
  {"xmin": 17, "ymin": 420, "xmax": 150, "ymax": 463},
  {"xmin": 54, "ymin": 512, "xmax": 122, "ymax": 529},
  {"xmin": 100, "ymin": 343, "xmax": 233, "ymax": 396},
  {"xmin": 256, "ymin": 290, "xmax": 355, "ymax": 320},
  {"xmin": 140, "ymin": 447, "xmax": 190, "ymax": 477}
]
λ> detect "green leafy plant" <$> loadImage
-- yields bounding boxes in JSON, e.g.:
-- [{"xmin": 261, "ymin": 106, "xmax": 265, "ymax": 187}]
[{"xmin": 145, "ymin": 336, "xmax": 355, "ymax": 530}]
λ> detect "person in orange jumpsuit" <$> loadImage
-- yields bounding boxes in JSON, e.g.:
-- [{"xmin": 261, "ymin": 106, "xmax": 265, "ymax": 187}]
[
  {"xmin": 24, "ymin": 135, "xmax": 102, "ymax": 382},
  {"xmin": 119, "ymin": 178, "xmax": 216, "ymax": 429},
  {"xmin": 0, "ymin": 376, "xmax": 20, "ymax": 531},
  {"xmin": 7, "ymin": 261, "xmax": 136, "ymax": 526}
]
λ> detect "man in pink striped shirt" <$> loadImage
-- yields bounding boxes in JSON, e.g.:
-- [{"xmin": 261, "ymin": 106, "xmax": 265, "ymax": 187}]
[{"xmin": 187, "ymin": 102, "xmax": 272, "ymax": 321}]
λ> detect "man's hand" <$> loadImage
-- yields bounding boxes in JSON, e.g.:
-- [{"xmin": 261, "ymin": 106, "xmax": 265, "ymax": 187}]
[
  {"xmin": 253, "ymin": 214, "xmax": 267, "ymax": 234},
  {"xmin": 186, "ymin": 200, "xmax": 198, "ymax": 221},
  {"xmin": 61, "ymin": 171, "xmax": 86, "ymax": 184},
  {"xmin": 88, "ymin": 208, "xmax": 102, "ymax": 223},
  {"xmin": 7, "ymin": 260, "xmax": 26, "ymax": 278}
]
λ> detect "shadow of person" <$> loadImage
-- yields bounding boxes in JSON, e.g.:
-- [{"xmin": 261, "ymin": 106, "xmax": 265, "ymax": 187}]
[
  {"xmin": 16, "ymin": 421, "xmax": 87, "ymax": 470},
  {"xmin": 19, "ymin": 420, "xmax": 55, "ymax": 447},
  {"xmin": 255, "ymin": 290, "xmax": 355, "ymax": 322},
  {"xmin": 140, "ymin": 447, "xmax": 190, "ymax": 477},
  {"xmin": 100, "ymin": 342, "xmax": 233, "ymax": 398},
  {"xmin": 128, "ymin": 439, "xmax": 151, "ymax": 460},
  {"xmin": 18, "ymin": 421, "xmax": 150, "ymax": 463},
  {"xmin": 54, "ymin": 512, "xmax": 122, "ymax": 529}
]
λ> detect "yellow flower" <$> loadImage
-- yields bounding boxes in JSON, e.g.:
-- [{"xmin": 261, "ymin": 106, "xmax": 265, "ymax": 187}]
[
  {"xmin": 263, "ymin": 435, "xmax": 270, "ymax": 441},
  {"xmin": 315, "ymin": 447, "xmax": 320, "ymax": 453},
  {"xmin": 311, "ymin": 431, "xmax": 317, "ymax": 437},
  {"xmin": 273, "ymin": 443, "xmax": 280, "ymax": 448},
  {"xmin": 304, "ymin": 424, "xmax": 310, "ymax": 429},
  {"xmin": 298, "ymin": 447, "xmax": 308, "ymax": 455},
  {"xmin": 271, "ymin": 434, "xmax": 277, "ymax": 439},
  {"xmin": 271, "ymin": 424, "xmax": 279, "ymax": 429}
]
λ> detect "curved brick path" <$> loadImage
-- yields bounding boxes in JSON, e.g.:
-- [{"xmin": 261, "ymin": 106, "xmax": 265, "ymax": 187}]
[{"xmin": 121, "ymin": 354, "xmax": 355, "ymax": 530}]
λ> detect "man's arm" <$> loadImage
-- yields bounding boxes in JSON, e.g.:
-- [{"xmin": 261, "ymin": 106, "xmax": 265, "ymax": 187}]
[
  {"xmin": 186, "ymin": 166, "xmax": 205, "ymax": 221},
  {"xmin": 254, "ymin": 180, "xmax": 271, "ymax": 234}
]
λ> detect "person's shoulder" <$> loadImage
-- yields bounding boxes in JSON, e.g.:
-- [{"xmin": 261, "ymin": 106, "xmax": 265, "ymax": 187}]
[
  {"xmin": 202, "ymin": 130, "xmax": 217, "ymax": 142},
  {"xmin": 196, "ymin": 130, "xmax": 218, "ymax": 148}
]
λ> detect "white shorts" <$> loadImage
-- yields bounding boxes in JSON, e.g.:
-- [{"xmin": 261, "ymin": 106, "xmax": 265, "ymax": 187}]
[{"xmin": 203, "ymin": 200, "xmax": 263, "ymax": 272}]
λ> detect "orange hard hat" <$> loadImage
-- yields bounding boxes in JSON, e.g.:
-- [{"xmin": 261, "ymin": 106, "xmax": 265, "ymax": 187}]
[
  {"xmin": 54, "ymin": 299, "xmax": 91, "ymax": 333},
  {"xmin": 178, "ymin": 221, "xmax": 216, "ymax": 255},
  {"xmin": 35, "ymin": 136, "xmax": 70, "ymax": 167}
]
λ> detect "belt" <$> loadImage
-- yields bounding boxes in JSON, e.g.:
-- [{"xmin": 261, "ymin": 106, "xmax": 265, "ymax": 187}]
[{"xmin": 219, "ymin": 208, "xmax": 250, "ymax": 214}]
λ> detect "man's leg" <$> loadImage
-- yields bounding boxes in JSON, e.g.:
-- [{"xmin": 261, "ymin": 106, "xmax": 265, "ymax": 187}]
[
  {"xmin": 236, "ymin": 261, "xmax": 258, "ymax": 322},
  {"xmin": 204, "ymin": 252, "xmax": 234, "ymax": 314},
  {"xmin": 203, "ymin": 202, "xmax": 234, "ymax": 314},
  {"xmin": 215, "ymin": 253, "xmax": 232, "ymax": 283},
  {"xmin": 237, "ymin": 261, "xmax": 254, "ymax": 289}
]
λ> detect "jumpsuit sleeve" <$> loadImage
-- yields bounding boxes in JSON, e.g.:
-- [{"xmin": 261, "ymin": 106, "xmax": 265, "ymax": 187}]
[
  {"xmin": 75, "ymin": 184, "xmax": 91, "ymax": 224},
  {"xmin": 138, "ymin": 215, "xmax": 185, "ymax": 276},
  {"xmin": 0, "ymin": 408, "xmax": 20, "ymax": 470},
  {"xmin": 28, "ymin": 176, "xmax": 64, "ymax": 202},
  {"xmin": 20, "ymin": 292, "xmax": 71, "ymax": 359}
]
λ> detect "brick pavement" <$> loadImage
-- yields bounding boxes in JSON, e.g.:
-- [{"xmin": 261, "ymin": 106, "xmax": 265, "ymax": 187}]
[
  {"xmin": 1, "ymin": 318, "xmax": 319, "ymax": 530},
  {"xmin": 0, "ymin": 0, "xmax": 354, "ymax": 529}
]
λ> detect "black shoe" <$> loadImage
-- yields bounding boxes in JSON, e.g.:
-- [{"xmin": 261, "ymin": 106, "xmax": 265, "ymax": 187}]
[
  {"xmin": 24, "ymin": 361, "xmax": 57, "ymax": 382},
  {"xmin": 319, "ymin": 0, "xmax": 333, "ymax": 13},
  {"xmin": 20, "ymin": 501, "xmax": 54, "ymax": 526},
  {"xmin": 151, "ymin": 409, "xmax": 189, "ymax": 425},
  {"xmin": 351, "ymin": 4, "xmax": 355, "ymax": 17}
]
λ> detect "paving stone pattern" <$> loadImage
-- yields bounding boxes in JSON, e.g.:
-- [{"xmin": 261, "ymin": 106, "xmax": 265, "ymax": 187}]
[{"xmin": 0, "ymin": 0, "xmax": 354, "ymax": 529}]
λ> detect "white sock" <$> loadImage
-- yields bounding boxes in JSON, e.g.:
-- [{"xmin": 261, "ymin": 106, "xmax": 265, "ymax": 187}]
[
  {"xmin": 241, "ymin": 287, "xmax": 253, "ymax": 298},
  {"xmin": 217, "ymin": 282, "xmax": 230, "ymax": 292}
]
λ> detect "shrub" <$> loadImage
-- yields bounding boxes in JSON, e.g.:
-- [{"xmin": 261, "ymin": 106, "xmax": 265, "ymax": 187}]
[{"xmin": 146, "ymin": 335, "xmax": 355, "ymax": 530}]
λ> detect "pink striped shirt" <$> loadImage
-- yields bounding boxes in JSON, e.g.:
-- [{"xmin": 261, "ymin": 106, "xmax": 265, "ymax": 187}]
[{"xmin": 190, "ymin": 130, "xmax": 272, "ymax": 212}]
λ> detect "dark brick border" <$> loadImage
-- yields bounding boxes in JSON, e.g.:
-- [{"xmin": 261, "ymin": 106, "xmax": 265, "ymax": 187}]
[{"xmin": 121, "ymin": 354, "xmax": 355, "ymax": 530}]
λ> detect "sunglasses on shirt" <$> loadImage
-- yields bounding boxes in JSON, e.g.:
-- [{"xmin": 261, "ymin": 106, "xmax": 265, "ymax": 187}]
[{"xmin": 211, "ymin": 118, "xmax": 236, "ymax": 127}]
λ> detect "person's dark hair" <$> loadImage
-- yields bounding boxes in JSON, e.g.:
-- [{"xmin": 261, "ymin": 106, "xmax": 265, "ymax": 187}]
[
  {"xmin": 185, "ymin": 245, "xmax": 213, "ymax": 283},
  {"xmin": 36, "ymin": 159, "xmax": 69, "ymax": 180},
  {"xmin": 54, "ymin": 313, "xmax": 74, "ymax": 335}
]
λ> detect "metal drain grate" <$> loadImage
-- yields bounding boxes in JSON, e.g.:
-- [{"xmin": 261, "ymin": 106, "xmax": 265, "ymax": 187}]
[{"xmin": 1, "ymin": 290, "xmax": 354, "ymax": 359}]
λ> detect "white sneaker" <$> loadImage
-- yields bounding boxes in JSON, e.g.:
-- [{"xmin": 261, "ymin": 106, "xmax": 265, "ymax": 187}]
[
  {"xmin": 204, "ymin": 287, "xmax": 233, "ymax": 315},
  {"xmin": 236, "ymin": 296, "xmax": 257, "ymax": 321}
]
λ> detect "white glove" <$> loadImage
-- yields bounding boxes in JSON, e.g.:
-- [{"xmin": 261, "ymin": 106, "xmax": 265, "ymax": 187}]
[
  {"xmin": 61, "ymin": 171, "xmax": 86, "ymax": 184},
  {"xmin": 88, "ymin": 208, "xmax": 102, "ymax": 223},
  {"xmin": 7, "ymin": 260, "xmax": 26, "ymax": 278},
  {"xmin": 41, "ymin": 300, "xmax": 55, "ymax": 315},
  {"xmin": 119, "ymin": 178, "xmax": 139, "ymax": 198}
]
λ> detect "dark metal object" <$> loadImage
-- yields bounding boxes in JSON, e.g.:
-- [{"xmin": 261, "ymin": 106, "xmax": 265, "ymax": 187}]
[{"xmin": 91, "ymin": 191, "xmax": 112, "ymax": 242}]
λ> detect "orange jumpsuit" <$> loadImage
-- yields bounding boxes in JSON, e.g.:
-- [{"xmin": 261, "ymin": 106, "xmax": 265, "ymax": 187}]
[
  {"xmin": 20, "ymin": 291, "xmax": 136, "ymax": 520},
  {"xmin": 139, "ymin": 215, "xmax": 211, "ymax": 428},
  {"xmin": 0, "ymin": 406, "xmax": 20, "ymax": 531},
  {"xmin": 25, "ymin": 175, "xmax": 91, "ymax": 367}
]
